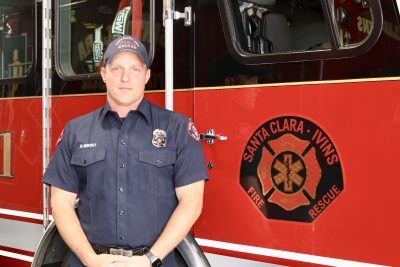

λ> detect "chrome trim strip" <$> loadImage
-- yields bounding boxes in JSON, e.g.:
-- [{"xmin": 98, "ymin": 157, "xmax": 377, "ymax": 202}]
[
  {"xmin": 0, "ymin": 208, "xmax": 43, "ymax": 220},
  {"xmin": 196, "ymin": 238, "xmax": 389, "ymax": 267},
  {"xmin": 0, "ymin": 250, "xmax": 33, "ymax": 262}
]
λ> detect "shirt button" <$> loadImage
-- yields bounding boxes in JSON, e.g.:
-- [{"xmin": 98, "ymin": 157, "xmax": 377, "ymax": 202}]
[
  {"xmin": 120, "ymin": 237, "xmax": 125, "ymax": 242},
  {"xmin": 120, "ymin": 139, "xmax": 126, "ymax": 145},
  {"xmin": 119, "ymin": 187, "xmax": 124, "ymax": 192},
  {"xmin": 120, "ymin": 163, "xmax": 125, "ymax": 168},
  {"xmin": 119, "ymin": 210, "xmax": 124, "ymax": 216}
]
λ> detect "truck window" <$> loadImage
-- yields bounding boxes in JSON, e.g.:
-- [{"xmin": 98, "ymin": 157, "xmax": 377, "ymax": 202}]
[
  {"xmin": 0, "ymin": 1, "xmax": 34, "ymax": 80},
  {"xmin": 194, "ymin": 1, "xmax": 397, "ymax": 87},
  {"xmin": 56, "ymin": 0, "xmax": 153, "ymax": 79},
  {"xmin": 218, "ymin": 0, "xmax": 382, "ymax": 63}
]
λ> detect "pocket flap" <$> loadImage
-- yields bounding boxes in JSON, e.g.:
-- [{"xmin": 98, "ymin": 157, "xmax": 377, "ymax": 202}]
[
  {"xmin": 71, "ymin": 149, "xmax": 106, "ymax": 166},
  {"xmin": 139, "ymin": 149, "xmax": 176, "ymax": 167}
]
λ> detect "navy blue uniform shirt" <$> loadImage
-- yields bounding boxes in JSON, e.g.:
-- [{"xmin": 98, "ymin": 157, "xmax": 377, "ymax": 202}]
[{"xmin": 43, "ymin": 98, "xmax": 208, "ymax": 267}]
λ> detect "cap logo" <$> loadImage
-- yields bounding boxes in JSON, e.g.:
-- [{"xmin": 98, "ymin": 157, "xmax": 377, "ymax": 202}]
[{"xmin": 117, "ymin": 39, "xmax": 139, "ymax": 50}]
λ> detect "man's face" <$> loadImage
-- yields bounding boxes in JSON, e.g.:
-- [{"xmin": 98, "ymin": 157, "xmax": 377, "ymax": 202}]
[{"xmin": 101, "ymin": 51, "xmax": 151, "ymax": 109}]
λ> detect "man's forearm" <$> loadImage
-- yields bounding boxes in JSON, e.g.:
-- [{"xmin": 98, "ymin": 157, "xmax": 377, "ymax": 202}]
[
  {"xmin": 150, "ymin": 182, "xmax": 204, "ymax": 260},
  {"xmin": 150, "ymin": 199, "xmax": 202, "ymax": 259},
  {"xmin": 52, "ymin": 194, "xmax": 96, "ymax": 266}
]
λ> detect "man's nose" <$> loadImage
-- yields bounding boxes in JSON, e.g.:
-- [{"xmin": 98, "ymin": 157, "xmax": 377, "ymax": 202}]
[{"xmin": 121, "ymin": 69, "xmax": 129, "ymax": 82}]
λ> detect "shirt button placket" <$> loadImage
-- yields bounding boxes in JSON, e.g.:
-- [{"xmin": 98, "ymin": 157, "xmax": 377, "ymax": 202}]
[{"xmin": 116, "ymin": 127, "xmax": 128, "ymax": 246}]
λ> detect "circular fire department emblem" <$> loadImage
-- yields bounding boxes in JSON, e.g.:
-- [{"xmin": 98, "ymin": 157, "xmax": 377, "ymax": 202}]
[{"xmin": 240, "ymin": 116, "xmax": 343, "ymax": 222}]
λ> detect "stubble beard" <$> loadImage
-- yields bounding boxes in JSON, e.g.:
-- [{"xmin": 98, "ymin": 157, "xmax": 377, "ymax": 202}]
[{"xmin": 107, "ymin": 89, "xmax": 144, "ymax": 109}]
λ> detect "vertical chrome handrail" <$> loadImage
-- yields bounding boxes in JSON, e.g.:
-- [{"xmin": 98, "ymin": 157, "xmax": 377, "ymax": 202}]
[
  {"xmin": 42, "ymin": 0, "xmax": 52, "ymax": 231},
  {"xmin": 163, "ymin": 0, "xmax": 174, "ymax": 111}
]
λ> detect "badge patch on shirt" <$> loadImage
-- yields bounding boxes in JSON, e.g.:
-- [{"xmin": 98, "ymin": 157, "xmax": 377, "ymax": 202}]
[
  {"xmin": 56, "ymin": 129, "xmax": 64, "ymax": 146},
  {"xmin": 187, "ymin": 119, "xmax": 200, "ymax": 142},
  {"xmin": 152, "ymin": 129, "xmax": 166, "ymax": 148}
]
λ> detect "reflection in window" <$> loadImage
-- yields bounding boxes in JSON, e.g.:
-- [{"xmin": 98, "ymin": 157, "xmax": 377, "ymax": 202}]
[
  {"xmin": 334, "ymin": 0, "xmax": 373, "ymax": 47},
  {"xmin": 0, "ymin": 1, "xmax": 33, "ymax": 79},
  {"xmin": 57, "ymin": 0, "xmax": 151, "ymax": 77}
]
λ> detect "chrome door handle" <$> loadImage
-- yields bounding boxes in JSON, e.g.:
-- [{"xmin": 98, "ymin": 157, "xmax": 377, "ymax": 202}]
[{"xmin": 200, "ymin": 129, "xmax": 227, "ymax": 144}]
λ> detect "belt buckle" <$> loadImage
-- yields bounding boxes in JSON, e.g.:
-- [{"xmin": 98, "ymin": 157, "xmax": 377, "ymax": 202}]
[
  {"xmin": 110, "ymin": 248, "xmax": 124, "ymax": 256},
  {"xmin": 110, "ymin": 248, "xmax": 133, "ymax": 257},
  {"xmin": 123, "ymin": 250, "xmax": 133, "ymax": 257}
]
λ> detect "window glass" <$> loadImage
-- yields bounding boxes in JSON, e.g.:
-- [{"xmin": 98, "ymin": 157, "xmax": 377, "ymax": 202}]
[
  {"xmin": 57, "ymin": 0, "xmax": 152, "ymax": 78},
  {"xmin": 219, "ymin": 0, "xmax": 379, "ymax": 61},
  {"xmin": 0, "ymin": 1, "xmax": 33, "ymax": 79},
  {"xmin": 196, "ymin": 1, "xmax": 388, "ymax": 87},
  {"xmin": 230, "ymin": 0, "xmax": 331, "ymax": 54}
]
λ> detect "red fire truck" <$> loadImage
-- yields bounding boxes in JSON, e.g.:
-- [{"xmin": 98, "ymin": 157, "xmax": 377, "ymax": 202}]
[{"xmin": 0, "ymin": 0, "xmax": 399, "ymax": 266}]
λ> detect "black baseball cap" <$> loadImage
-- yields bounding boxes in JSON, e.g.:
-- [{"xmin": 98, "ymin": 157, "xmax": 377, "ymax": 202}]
[{"xmin": 103, "ymin": 35, "xmax": 149, "ymax": 67}]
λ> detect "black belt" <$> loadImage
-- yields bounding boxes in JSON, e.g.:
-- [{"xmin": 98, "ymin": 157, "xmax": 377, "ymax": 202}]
[{"xmin": 91, "ymin": 243, "xmax": 149, "ymax": 257}]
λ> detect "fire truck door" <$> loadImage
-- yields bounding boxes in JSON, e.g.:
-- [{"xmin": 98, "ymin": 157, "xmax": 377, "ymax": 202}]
[
  {"xmin": 191, "ymin": 0, "xmax": 253, "ymax": 254},
  {"xmin": 191, "ymin": 1, "xmax": 273, "ymax": 264}
]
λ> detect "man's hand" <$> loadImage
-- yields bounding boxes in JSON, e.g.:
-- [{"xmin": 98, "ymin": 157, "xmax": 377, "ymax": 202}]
[
  {"xmin": 110, "ymin": 255, "xmax": 151, "ymax": 267},
  {"xmin": 88, "ymin": 254, "xmax": 129, "ymax": 267}
]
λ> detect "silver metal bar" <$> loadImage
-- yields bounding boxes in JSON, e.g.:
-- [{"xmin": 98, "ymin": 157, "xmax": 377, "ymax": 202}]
[
  {"xmin": 42, "ymin": 0, "xmax": 52, "ymax": 231},
  {"xmin": 200, "ymin": 134, "xmax": 228, "ymax": 141},
  {"xmin": 163, "ymin": 0, "xmax": 174, "ymax": 111},
  {"xmin": 174, "ymin": 6, "xmax": 192, "ymax": 26},
  {"xmin": 200, "ymin": 129, "xmax": 228, "ymax": 144}
]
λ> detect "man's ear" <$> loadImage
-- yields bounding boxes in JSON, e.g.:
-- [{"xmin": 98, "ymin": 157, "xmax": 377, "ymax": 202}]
[
  {"xmin": 100, "ymin": 67, "xmax": 106, "ymax": 82},
  {"xmin": 145, "ymin": 68, "xmax": 151, "ymax": 84}
]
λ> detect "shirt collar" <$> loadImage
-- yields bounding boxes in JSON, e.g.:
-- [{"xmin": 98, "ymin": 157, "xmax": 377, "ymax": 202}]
[
  {"xmin": 136, "ymin": 98, "xmax": 151, "ymax": 125},
  {"xmin": 100, "ymin": 98, "xmax": 151, "ymax": 125}
]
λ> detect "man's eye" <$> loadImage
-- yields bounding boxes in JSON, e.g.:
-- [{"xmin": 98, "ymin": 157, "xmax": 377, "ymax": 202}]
[{"xmin": 111, "ymin": 66, "xmax": 120, "ymax": 71}]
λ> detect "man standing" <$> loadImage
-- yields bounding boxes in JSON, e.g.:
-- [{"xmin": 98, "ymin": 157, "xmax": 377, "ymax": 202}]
[{"xmin": 43, "ymin": 35, "xmax": 208, "ymax": 267}]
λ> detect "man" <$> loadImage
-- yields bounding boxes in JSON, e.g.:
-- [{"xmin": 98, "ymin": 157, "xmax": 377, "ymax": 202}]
[{"xmin": 43, "ymin": 35, "xmax": 208, "ymax": 267}]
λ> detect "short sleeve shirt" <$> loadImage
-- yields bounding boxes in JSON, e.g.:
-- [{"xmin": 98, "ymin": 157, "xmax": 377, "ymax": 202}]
[{"xmin": 43, "ymin": 98, "xmax": 208, "ymax": 267}]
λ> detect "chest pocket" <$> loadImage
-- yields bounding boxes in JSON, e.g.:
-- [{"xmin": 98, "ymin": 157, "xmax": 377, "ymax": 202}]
[
  {"xmin": 70, "ymin": 148, "xmax": 106, "ymax": 203},
  {"xmin": 138, "ymin": 149, "xmax": 176, "ymax": 197},
  {"xmin": 71, "ymin": 149, "xmax": 106, "ymax": 166}
]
